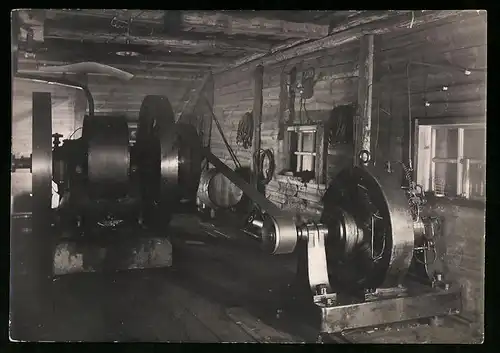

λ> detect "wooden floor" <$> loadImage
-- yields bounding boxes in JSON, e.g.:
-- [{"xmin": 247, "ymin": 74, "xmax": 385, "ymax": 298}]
[{"xmin": 10, "ymin": 214, "xmax": 481, "ymax": 343}]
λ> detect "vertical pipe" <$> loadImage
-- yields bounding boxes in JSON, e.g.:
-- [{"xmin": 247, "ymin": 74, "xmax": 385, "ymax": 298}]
[
  {"xmin": 206, "ymin": 71, "xmax": 214, "ymax": 151},
  {"xmin": 252, "ymin": 65, "xmax": 264, "ymax": 187}
]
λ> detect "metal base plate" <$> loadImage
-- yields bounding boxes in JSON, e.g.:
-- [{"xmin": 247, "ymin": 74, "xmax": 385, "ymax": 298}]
[
  {"xmin": 318, "ymin": 284, "xmax": 461, "ymax": 333},
  {"xmin": 53, "ymin": 236, "xmax": 172, "ymax": 275}
]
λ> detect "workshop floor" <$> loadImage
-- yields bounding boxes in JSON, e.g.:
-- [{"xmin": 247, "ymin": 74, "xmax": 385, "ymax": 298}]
[{"xmin": 10, "ymin": 214, "xmax": 480, "ymax": 343}]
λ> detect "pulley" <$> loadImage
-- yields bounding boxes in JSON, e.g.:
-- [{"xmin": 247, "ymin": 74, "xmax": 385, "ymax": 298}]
[
  {"xmin": 321, "ymin": 165, "xmax": 415, "ymax": 291},
  {"xmin": 135, "ymin": 95, "xmax": 202, "ymax": 216}
]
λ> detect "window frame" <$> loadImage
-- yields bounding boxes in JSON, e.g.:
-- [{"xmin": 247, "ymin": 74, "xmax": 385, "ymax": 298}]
[
  {"xmin": 283, "ymin": 123, "xmax": 327, "ymax": 184},
  {"xmin": 413, "ymin": 116, "xmax": 486, "ymax": 202}
]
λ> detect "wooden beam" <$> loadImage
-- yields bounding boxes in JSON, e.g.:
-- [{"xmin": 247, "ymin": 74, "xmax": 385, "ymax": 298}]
[
  {"xmin": 181, "ymin": 11, "xmax": 329, "ymax": 38},
  {"xmin": 203, "ymin": 72, "xmax": 215, "ymax": 151},
  {"xmin": 277, "ymin": 70, "xmax": 287, "ymax": 174},
  {"xmin": 252, "ymin": 65, "xmax": 264, "ymax": 185},
  {"xmin": 177, "ymin": 71, "xmax": 212, "ymax": 121},
  {"xmin": 216, "ymin": 10, "xmax": 462, "ymax": 73},
  {"xmin": 43, "ymin": 27, "xmax": 272, "ymax": 53},
  {"xmin": 45, "ymin": 10, "xmax": 331, "ymax": 39},
  {"xmin": 354, "ymin": 34, "xmax": 374, "ymax": 166},
  {"xmin": 277, "ymin": 70, "xmax": 287, "ymax": 141},
  {"xmin": 20, "ymin": 40, "xmax": 231, "ymax": 67},
  {"xmin": 282, "ymin": 67, "xmax": 297, "ymax": 172}
]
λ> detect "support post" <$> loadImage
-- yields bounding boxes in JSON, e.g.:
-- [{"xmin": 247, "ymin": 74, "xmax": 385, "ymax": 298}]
[
  {"xmin": 252, "ymin": 65, "xmax": 264, "ymax": 186},
  {"xmin": 205, "ymin": 71, "xmax": 214, "ymax": 151},
  {"xmin": 282, "ymin": 67, "xmax": 297, "ymax": 172},
  {"xmin": 354, "ymin": 34, "xmax": 374, "ymax": 166},
  {"xmin": 277, "ymin": 69, "xmax": 287, "ymax": 173}
]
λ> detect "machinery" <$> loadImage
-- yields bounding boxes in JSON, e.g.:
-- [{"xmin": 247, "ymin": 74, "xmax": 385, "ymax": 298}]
[
  {"xmin": 12, "ymin": 93, "xmax": 201, "ymax": 275},
  {"xmin": 11, "ymin": 90, "xmax": 461, "ymax": 335},
  {"xmin": 203, "ymin": 151, "xmax": 461, "ymax": 333}
]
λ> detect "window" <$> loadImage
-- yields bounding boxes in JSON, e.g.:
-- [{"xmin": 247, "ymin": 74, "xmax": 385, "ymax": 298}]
[
  {"xmin": 283, "ymin": 123, "xmax": 327, "ymax": 184},
  {"xmin": 415, "ymin": 118, "xmax": 486, "ymax": 201}
]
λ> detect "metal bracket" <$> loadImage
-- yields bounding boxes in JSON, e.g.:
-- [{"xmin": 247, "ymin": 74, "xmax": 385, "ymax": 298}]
[{"xmin": 298, "ymin": 223, "xmax": 337, "ymax": 306}]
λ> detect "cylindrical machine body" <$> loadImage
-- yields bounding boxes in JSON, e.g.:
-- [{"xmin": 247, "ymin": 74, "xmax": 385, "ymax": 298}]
[{"xmin": 82, "ymin": 115, "xmax": 131, "ymax": 200}]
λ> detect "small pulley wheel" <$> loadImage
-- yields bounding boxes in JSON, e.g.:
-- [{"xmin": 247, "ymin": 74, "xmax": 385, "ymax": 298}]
[{"xmin": 261, "ymin": 213, "xmax": 298, "ymax": 255}]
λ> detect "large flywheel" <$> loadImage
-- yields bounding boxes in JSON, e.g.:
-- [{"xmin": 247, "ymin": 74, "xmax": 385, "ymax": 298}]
[{"xmin": 321, "ymin": 166, "xmax": 415, "ymax": 292}]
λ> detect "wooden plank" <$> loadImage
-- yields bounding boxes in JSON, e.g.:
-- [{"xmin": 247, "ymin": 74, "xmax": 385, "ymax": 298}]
[
  {"xmin": 314, "ymin": 124, "xmax": 327, "ymax": 185},
  {"xmin": 226, "ymin": 307, "xmax": 302, "ymax": 343},
  {"xmin": 182, "ymin": 11, "xmax": 329, "ymax": 39},
  {"xmin": 379, "ymin": 10, "xmax": 485, "ymax": 42},
  {"xmin": 165, "ymin": 285, "xmax": 256, "ymax": 342},
  {"xmin": 378, "ymin": 12, "xmax": 487, "ymax": 52},
  {"xmin": 215, "ymin": 11, "xmax": 462, "ymax": 73},
  {"xmin": 159, "ymin": 284, "xmax": 221, "ymax": 342},
  {"xmin": 216, "ymin": 45, "xmax": 358, "ymax": 90},
  {"xmin": 44, "ymin": 23, "xmax": 274, "ymax": 53},
  {"xmin": 251, "ymin": 65, "xmax": 264, "ymax": 185}
]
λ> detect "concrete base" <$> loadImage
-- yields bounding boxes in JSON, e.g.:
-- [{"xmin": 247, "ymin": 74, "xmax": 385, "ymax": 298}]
[{"xmin": 53, "ymin": 236, "xmax": 173, "ymax": 275}]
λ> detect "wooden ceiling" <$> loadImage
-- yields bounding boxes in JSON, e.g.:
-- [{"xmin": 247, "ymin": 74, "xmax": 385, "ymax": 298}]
[{"xmin": 13, "ymin": 10, "xmax": 367, "ymax": 80}]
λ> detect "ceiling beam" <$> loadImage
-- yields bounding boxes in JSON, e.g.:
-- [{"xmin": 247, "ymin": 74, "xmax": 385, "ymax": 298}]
[
  {"xmin": 180, "ymin": 11, "xmax": 329, "ymax": 38},
  {"xmin": 44, "ymin": 27, "xmax": 273, "ymax": 53},
  {"xmin": 216, "ymin": 10, "xmax": 463, "ymax": 73},
  {"xmin": 44, "ymin": 10, "xmax": 330, "ymax": 39},
  {"xmin": 18, "ymin": 40, "xmax": 233, "ymax": 69},
  {"xmin": 25, "ymin": 38, "xmax": 233, "ymax": 65}
]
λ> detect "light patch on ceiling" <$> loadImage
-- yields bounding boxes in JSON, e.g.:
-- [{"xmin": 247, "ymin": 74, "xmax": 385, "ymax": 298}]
[{"xmin": 116, "ymin": 51, "xmax": 141, "ymax": 57}]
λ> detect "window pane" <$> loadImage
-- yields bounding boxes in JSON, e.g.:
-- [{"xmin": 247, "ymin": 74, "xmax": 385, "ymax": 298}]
[
  {"xmin": 444, "ymin": 128, "xmax": 458, "ymax": 159},
  {"xmin": 301, "ymin": 132, "xmax": 315, "ymax": 153},
  {"xmin": 302, "ymin": 155, "xmax": 315, "ymax": 172},
  {"xmin": 434, "ymin": 128, "xmax": 450, "ymax": 195},
  {"xmin": 464, "ymin": 128, "xmax": 486, "ymax": 160}
]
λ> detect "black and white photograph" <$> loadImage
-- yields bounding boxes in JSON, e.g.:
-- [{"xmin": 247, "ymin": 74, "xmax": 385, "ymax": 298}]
[{"xmin": 10, "ymin": 9, "xmax": 486, "ymax": 343}]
